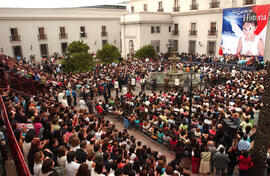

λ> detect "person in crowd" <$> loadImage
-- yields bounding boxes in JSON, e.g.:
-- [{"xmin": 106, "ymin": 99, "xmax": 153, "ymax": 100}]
[
  {"xmin": 23, "ymin": 130, "xmax": 35, "ymax": 165},
  {"xmin": 238, "ymin": 151, "xmax": 253, "ymax": 176},
  {"xmin": 0, "ymin": 53, "xmax": 264, "ymax": 176},
  {"xmin": 57, "ymin": 145, "xmax": 67, "ymax": 176},
  {"xmin": 191, "ymin": 144, "xmax": 201, "ymax": 174},
  {"xmin": 65, "ymin": 151, "xmax": 80, "ymax": 176},
  {"xmin": 213, "ymin": 147, "xmax": 229, "ymax": 176},
  {"xmin": 199, "ymin": 146, "xmax": 211, "ymax": 176},
  {"xmin": 227, "ymin": 146, "xmax": 238, "ymax": 176},
  {"xmin": 238, "ymin": 135, "xmax": 251, "ymax": 152},
  {"xmin": 76, "ymin": 163, "xmax": 91, "ymax": 176},
  {"xmin": 33, "ymin": 150, "xmax": 44, "ymax": 176},
  {"xmin": 39, "ymin": 158, "xmax": 58, "ymax": 176}
]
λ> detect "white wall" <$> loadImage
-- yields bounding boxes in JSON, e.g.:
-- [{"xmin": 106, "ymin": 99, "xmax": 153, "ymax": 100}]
[
  {"xmin": 125, "ymin": 0, "xmax": 270, "ymax": 57},
  {"xmin": 128, "ymin": 0, "xmax": 270, "ymax": 13},
  {"xmin": 173, "ymin": 11, "xmax": 223, "ymax": 56},
  {"xmin": 0, "ymin": 8, "xmax": 127, "ymax": 61},
  {"xmin": 121, "ymin": 12, "xmax": 172, "ymax": 57}
]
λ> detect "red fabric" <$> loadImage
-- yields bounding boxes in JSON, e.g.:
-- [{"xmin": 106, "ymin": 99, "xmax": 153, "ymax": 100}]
[
  {"xmin": 238, "ymin": 155, "xmax": 252, "ymax": 170},
  {"xmin": 192, "ymin": 157, "xmax": 200, "ymax": 173},
  {"xmin": 96, "ymin": 105, "xmax": 103, "ymax": 114},
  {"xmin": 126, "ymin": 93, "xmax": 132, "ymax": 99},
  {"xmin": 170, "ymin": 139, "xmax": 177, "ymax": 150}
]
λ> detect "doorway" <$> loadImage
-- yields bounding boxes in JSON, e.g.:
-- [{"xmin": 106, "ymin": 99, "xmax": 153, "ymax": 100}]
[
  {"xmin": 12, "ymin": 45, "xmax": 22, "ymax": 58},
  {"xmin": 61, "ymin": 43, "xmax": 68, "ymax": 54}
]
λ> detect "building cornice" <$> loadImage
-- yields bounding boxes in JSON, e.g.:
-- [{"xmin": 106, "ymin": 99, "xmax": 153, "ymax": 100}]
[
  {"xmin": 121, "ymin": 20, "xmax": 173, "ymax": 25},
  {"xmin": 0, "ymin": 7, "xmax": 128, "ymax": 12},
  {"xmin": 125, "ymin": 11, "xmax": 172, "ymax": 16},
  {"xmin": 0, "ymin": 16, "xmax": 121, "ymax": 20},
  {"xmin": 172, "ymin": 8, "xmax": 222, "ymax": 17}
]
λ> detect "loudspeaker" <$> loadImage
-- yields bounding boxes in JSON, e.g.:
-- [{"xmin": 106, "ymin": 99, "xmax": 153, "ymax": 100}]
[{"xmin": 223, "ymin": 119, "xmax": 237, "ymax": 139}]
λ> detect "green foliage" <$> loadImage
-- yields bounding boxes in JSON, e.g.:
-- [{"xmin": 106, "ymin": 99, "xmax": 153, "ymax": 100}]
[
  {"xmin": 135, "ymin": 45, "xmax": 156, "ymax": 59},
  {"xmin": 62, "ymin": 41, "xmax": 93, "ymax": 73},
  {"xmin": 67, "ymin": 40, "xmax": 89, "ymax": 54},
  {"xmin": 96, "ymin": 44, "xmax": 121, "ymax": 63}
]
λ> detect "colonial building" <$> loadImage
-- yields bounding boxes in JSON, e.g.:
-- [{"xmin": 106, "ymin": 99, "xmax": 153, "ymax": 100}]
[
  {"xmin": 121, "ymin": 0, "xmax": 270, "ymax": 58},
  {"xmin": 0, "ymin": 0, "xmax": 270, "ymax": 61},
  {"xmin": 0, "ymin": 7, "xmax": 127, "ymax": 61}
]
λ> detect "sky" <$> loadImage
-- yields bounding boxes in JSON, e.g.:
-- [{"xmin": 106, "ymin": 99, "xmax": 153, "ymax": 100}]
[{"xmin": 0, "ymin": 0, "xmax": 126, "ymax": 8}]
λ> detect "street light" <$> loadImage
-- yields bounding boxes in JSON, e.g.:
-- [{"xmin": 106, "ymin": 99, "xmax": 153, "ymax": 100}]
[{"xmin": 183, "ymin": 70, "xmax": 193, "ymax": 120}]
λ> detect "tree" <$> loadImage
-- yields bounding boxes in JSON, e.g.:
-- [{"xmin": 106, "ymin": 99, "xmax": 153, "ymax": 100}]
[
  {"xmin": 96, "ymin": 44, "xmax": 121, "ymax": 63},
  {"xmin": 67, "ymin": 40, "xmax": 89, "ymax": 53},
  {"xmin": 62, "ymin": 40, "xmax": 93, "ymax": 73},
  {"xmin": 134, "ymin": 45, "xmax": 156, "ymax": 59}
]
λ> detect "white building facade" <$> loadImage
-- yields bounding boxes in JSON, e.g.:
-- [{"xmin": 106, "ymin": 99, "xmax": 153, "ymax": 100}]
[
  {"xmin": 0, "ymin": 7, "xmax": 127, "ymax": 61},
  {"xmin": 121, "ymin": 0, "xmax": 270, "ymax": 58},
  {"xmin": 0, "ymin": 0, "xmax": 270, "ymax": 61}
]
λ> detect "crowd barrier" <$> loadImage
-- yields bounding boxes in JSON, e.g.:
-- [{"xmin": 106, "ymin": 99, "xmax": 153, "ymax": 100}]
[{"xmin": 0, "ymin": 95, "xmax": 31, "ymax": 176}]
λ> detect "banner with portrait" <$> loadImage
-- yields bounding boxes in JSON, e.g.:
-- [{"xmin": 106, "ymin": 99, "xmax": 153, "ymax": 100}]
[{"xmin": 219, "ymin": 5, "xmax": 270, "ymax": 57}]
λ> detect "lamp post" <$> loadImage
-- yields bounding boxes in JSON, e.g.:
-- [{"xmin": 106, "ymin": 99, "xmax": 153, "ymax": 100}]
[
  {"xmin": 183, "ymin": 64, "xmax": 193, "ymax": 121},
  {"xmin": 183, "ymin": 64, "xmax": 207, "ymax": 121}
]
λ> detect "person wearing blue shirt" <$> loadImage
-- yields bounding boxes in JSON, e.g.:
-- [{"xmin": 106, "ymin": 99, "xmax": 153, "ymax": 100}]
[
  {"xmin": 72, "ymin": 89, "xmax": 77, "ymax": 106},
  {"xmin": 66, "ymin": 89, "xmax": 71, "ymax": 106}
]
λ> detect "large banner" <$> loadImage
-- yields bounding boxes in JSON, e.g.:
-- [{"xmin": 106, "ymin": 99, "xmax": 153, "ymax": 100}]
[{"xmin": 220, "ymin": 5, "xmax": 270, "ymax": 57}]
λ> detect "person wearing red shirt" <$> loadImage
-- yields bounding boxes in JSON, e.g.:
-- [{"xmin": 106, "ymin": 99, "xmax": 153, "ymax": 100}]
[
  {"xmin": 96, "ymin": 105, "xmax": 103, "ymax": 114},
  {"xmin": 238, "ymin": 151, "xmax": 253, "ymax": 176}
]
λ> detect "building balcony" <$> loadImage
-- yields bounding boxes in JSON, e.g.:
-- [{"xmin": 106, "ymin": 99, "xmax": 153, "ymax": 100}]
[
  {"xmin": 38, "ymin": 34, "xmax": 47, "ymax": 40},
  {"xmin": 172, "ymin": 30, "xmax": 179, "ymax": 36},
  {"xmin": 208, "ymin": 30, "xmax": 218, "ymax": 37},
  {"xmin": 173, "ymin": 6, "xmax": 180, "ymax": 12},
  {"xmin": 10, "ymin": 35, "xmax": 21, "ymax": 42},
  {"xmin": 80, "ymin": 33, "xmax": 87, "ymax": 38},
  {"xmin": 156, "ymin": 29, "xmax": 160, "ymax": 33},
  {"xmin": 190, "ymin": 4, "xmax": 198, "ymax": 10},
  {"xmin": 210, "ymin": 1, "xmax": 220, "ymax": 8},
  {"xmin": 189, "ymin": 30, "xmax": 197, "ymax": 36},
  {"xmin": 157, "ymin": 8, "xmax": 164, "ymax": 12},
  {"xmin": 243, "ymin": 0, "xmax": 256, "ymax": 5},
  {"xmin": 101, "ymin": 32, "xmax": 108, "ymax": 36},
  {"xmin": 59, "ymin": 34, "xmax": 68, "ymax": 39}
]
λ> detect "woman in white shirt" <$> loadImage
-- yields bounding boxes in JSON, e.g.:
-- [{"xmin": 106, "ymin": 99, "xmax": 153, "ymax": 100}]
[
  {"xmin": 33, "ymin": 150, "xmax": 44, "ymax": 176},
  {"xmin": 66, "ymin": 151, "xmax": 80, "ymax": 176},
  {"xmin": 57, "ymin": 146, "xmax": 67, "ymax": 176},
  {"xmin": 22, "ymin": 130, "xmax": 34, "ymax": 165}
]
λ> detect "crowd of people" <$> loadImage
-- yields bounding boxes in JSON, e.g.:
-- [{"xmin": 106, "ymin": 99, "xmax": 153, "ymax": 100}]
[
  {"xmin": 175, "ymin": 53, "xmax": 264, "ymax": 70},
  {"xmin": 0, "ymin": 53, "xmax": 268, "ymax": 176}
]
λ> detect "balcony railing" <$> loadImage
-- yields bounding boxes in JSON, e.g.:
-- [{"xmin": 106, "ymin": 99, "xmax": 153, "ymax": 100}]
[
  {"xmin": 38, "ymin": 34, "xmax": 47, "ymax": 40},
  {"xmin": 189, "ymin": 30, "xmax": 197, "ymax": 36},
  {"xmin": 80, "ymin": 33, "xmax": 87, "ymax": 38},
  {"xmin": 190, "ymin": 4, "xmax": 198, "ymax": 10},
  {"xmin": 59, "ymin": 34, "xmax": 68, "ymax": 39},
  {"xmin": 243, "ymin": 0, "xmax": 256, "ymax": 5},
  {"xmin": 210, "ymin": 1, "xmax": 220, "ymax": 8},
  {"xmin": 10, "ymin": 35, "xmax": 21, "ymax": 42},
  {"xmin": 157, "ymin": 8, "xmax": 164, "ymax": 12},
  {"xmin": 172, "ymin": 30, "xmax": 179, "ymax": 35},
  {"xmin": 0, "ymin": 95, "xmax": 31, "ymax": 176},
  {"xmin": 101, "ymin": 31, "xmax": 108, "ymax": 36},
  {"xmin": 173, "ymin": 6, "xmax": 180, "ymax": 12},
  {"xmin": 208, "ymin": 30, "xmax": 218, "ymax": 36}
]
